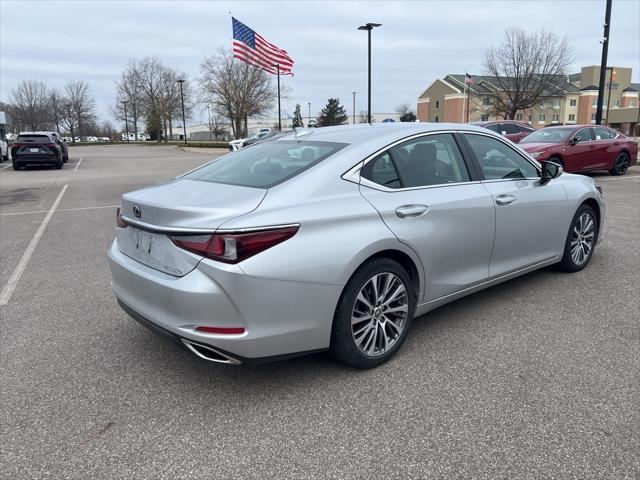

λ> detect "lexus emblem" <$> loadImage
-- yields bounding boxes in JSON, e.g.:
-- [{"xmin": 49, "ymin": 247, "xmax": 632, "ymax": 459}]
[{"xmin": 133, "ymin": 205, "xmax": 142, "ymax": 219}]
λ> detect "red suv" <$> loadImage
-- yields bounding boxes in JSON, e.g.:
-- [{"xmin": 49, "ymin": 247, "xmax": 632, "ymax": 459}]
[
  {"xmin": 519, "ymin": 125, "xmax": 638, "ymax": 176},
  {"xmin": 471, "ymin": 120, "xmax": 534, "ymax": 143}
]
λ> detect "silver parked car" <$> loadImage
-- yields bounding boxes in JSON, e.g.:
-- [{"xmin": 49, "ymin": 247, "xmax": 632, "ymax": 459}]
[{"xmin": 109, "ymin": 123, "xmax": 605, "ymax": 368}]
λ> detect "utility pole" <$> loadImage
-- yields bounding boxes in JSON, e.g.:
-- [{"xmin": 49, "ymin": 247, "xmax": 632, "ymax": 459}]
[
  {"xmin": 358, "ymin": 22, "xmax": 382, "ymax": 124},
  {"xmin": 595, "ymin": 0, "xmax": 612, "ymax": 125},
  {"xmin": 276, "ymin": 64, "xmax": 281, "ymax": 131},
  {"xmin": 308, "ymin": 102, "xmax": 311, "ymax": 125},
  {"xmin": 207, "ymin": 105, "xmax": 212, "ymax": 140},
  {"xmin": 123, "ymin": 101, "xmax": 130, "ymax": 143},
  {"xmin": 177, "ymin": 79, "xmax": 187, "ymax": 144},
  {"xmin": 352, "ymin": 91, "xmax": 356, "ymax": 124}
]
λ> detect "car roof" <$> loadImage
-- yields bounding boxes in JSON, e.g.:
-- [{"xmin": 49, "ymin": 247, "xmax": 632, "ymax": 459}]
[{"xmin": 273, "ymin": 122, "xmax": 489, "ymax": 146}]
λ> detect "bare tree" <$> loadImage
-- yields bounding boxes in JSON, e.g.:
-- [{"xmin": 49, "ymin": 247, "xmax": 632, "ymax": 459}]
[
  {"xmin": 113, "ymin": 62, "xmax": 146, "ymax": 140},
  {"xmin": 484, "ymin": 27, "xmax": 573, "ymax": 119},
  {"xmin": 9, "ymin": 80, "xmax": 51, "ymax": 131},
  {"xmin": 49, "ymin": 88, "xmax": 64, "ymax": 133},
  {"xmin": 199, "ymin": 51, "xmax": 275, "ymax": 139},
  {"xmin": 395, "ymin": 103, "xmax": 416, "ymax": 122},
  {"xmin": 133, "ymin": 57, "xmax": 167, "ymax": 142},
  {"xmin": 59, "ymin": 81, "xmax": 97, "ymax": 142}
]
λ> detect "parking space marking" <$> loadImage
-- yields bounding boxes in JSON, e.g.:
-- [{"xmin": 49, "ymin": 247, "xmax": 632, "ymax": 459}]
[
  {"xmin": 0, "ymin": 204, "xmax": 118, "ymax": 217},
  {"xmin": 0, "ymin": 185, "xmax": 68, "ymax": 306},
  {"xmin": 74, "ymin": 158, "xmax": 83, "ymax": 171},
  {"xmin": 0, "ymin": 163, "xmax": 12, "ymax": 171},
  {"xmin": 597, "ymin": 175, "xmax": 640, "ymax": 182}
]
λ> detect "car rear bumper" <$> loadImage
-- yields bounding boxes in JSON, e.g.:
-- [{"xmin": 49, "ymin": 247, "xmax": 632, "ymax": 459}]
[
  {"xmin": 108, "ymin": 240, "xmax": 341, "ymax": 363},
  {"xmin": 13, "ymin": 155, "xmax": 58, "ymax": 165}
]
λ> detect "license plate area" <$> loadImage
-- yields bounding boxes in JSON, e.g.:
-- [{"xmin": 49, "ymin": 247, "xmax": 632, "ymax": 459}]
[{"xmin": 30, "ymin": 148, "xmax": 40, "ymax": 153}]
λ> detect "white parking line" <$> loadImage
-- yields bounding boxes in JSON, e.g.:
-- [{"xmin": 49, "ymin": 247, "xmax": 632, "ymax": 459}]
[
  {"xmin": 74, "ymin": 158, "xmax": 83, "ymax": 171},
  {"xmin": 0, "ymin": 204, "xmax": 118, "ymax": 217},
  {"xmin": 597, "ymin": 175, "xmax": 640, "ymax": 182},
  {"xmin": 0, "ymin": 185, "xmax": 68, "ymax": 306},
  {"xmin": 0, "ymin": 163, "xmax": 12, "ymax": 171}
]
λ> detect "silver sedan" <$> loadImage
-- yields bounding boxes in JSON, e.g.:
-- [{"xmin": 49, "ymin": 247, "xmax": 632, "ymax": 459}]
[{"xmin": 108, "ymin": 123, "xmax": 605, "ymax": 368}]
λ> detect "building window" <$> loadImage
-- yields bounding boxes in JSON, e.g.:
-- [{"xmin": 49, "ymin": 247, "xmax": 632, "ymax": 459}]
[
  {"xmin": 570, "ymin": 99, "xmax": 577, "ymax": 107},
  {"xmin": 614, "ymin": 99, "xmax": 620, "ymax": 107},
  {"xmin": 568, "ymin": 114, "xmax": 576, "ymax": 122},
  {"xmin": 591, "ymin": 113, "xmax": 596, "ymax": 123},
  {"xmin": 592, "ymin": 99, "xmax": 597, "ymax": 107},
  {"xmin": 538, "ymin": 114, "xmax": 546, "ymax": 123},
  {"xmin": 481, "ymin": 114, "xmax": 489, "ymax": 121},
  {"xmin": 436, "ymin": 101, "xmax": 439, "ymax": 108},
  {"xmin": 553, "ymin": 98, "xmax": 561, "ymax": 108},
  {"xmin": 515, "ymin": 113, "xmax": 523, "ymax": 121},
  {"xmin": 435, "ymin": 116, "xmax": 439, "ymax": 122},
  {"xmin": 528, "ymin": 114, "xmax": 532, "ymax": 122},
  {"xmin": 552, "ymin": 114, "xmax": 559, "ymax": 122},
  {"xmin": 482, "ymin": 97, "xmax": 491, "ymax": 106}
]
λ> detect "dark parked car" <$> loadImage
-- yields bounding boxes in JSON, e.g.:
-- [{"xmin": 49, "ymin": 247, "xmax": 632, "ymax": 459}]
[
  {"xmin": 11, "ymin": 132, "xmax": 64, "ymax": 170},
  {"xmin": 519, "ymin": 125, "xmax": 638, "ymax": 175},
  {"xmin": 471, "ymin": 120, "xmax": 534, "ymax": 143}
]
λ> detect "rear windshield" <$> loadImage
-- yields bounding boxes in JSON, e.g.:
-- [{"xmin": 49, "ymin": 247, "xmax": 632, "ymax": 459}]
[
  {"xmin": 184, "ymin": 141, "xmax": 347, "ymax": 188},
  {"xmin": 17, "ymin": 134, "xmax": 51, "ymax": 143}
]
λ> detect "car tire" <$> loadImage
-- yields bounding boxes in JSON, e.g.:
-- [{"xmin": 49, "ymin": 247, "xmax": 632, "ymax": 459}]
[
  {"xmin": 63, "ymin": 153, "xmax": 68, "ymax": 163},
  {"xmin": 548, "ymin": 156, "xmax": 563, "ymax": 168},
  {"xmin": 609, "ymin": 152, "xmax": 629, "ymax": 176},
  {"xmin": 557, "ymin": 204, "xmax": 598, "ymax": 273},
  {"xmin": 329, "ymin": 258, "xmax": 416, "ymax": 368},
  {"xmin": 12, "ymin": 161, "xmax": 20, "ymax": 171},
  {"xmin": 55, "ymin": 157, "xmax": 63, "ymax": 169}
]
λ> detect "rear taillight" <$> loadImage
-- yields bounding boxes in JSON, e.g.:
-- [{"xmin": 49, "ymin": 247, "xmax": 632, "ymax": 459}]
[
  {"xmin": 116, "ymin": 207, "xmax": 127, "ymax": 228},
  {"xmin": 170, "ymin": 226, "xmax": 299, "ymax": 264}
]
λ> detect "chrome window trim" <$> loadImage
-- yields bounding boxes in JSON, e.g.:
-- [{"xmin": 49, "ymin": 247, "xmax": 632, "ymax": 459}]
[{"xmin": 341, "ymin": 129, "xmax": 479, "ymax": 192}]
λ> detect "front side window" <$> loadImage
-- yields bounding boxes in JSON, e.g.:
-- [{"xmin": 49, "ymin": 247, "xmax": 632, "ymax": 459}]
[
  {"xmin": 465, "ymin": 134, "xmax": 538, "ymax": 180},
  {"xmin": 184, "ymin": 141, "xmax": 346, "ymax": 188},
  {"xmin": 361, "ymin": 134, "xmax": 471, "ymax": 189},
  {"xmin": 502, "ymin": 123, "xmax": 519, "ymax": 135},
  {"xmin": 574, "ymin": 128, "xmax": 593, "ymax": 143}
]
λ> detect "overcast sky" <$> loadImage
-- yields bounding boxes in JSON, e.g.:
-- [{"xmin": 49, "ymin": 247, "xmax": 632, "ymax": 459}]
[{"xmin": 1, "ymin": 0, "xmax": 638, "ymax": 125}]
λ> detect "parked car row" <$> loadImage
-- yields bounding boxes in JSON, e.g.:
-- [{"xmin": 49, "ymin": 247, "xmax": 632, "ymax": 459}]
[{"xmin": 228, "ymin": 128, "xmax": 272, "ymax": 151}]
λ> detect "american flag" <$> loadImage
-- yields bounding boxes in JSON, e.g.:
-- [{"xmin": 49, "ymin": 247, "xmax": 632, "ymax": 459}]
[
  {"xmin": 232, "ymin": 17, "xmax": 294, "ymax": 75},
  {"xmin": 464, "ymin": 73, "xmax": 475, "ymax": 84}
]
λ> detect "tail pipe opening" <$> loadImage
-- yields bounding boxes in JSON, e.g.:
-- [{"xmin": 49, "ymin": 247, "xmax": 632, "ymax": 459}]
[{"xmin": 181, "ymin": 339, "xmax": 242, "ymax": 365}]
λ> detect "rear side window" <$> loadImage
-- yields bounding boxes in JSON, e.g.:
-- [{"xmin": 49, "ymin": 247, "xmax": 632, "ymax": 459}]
[
  {"xmin": 17, "ymin": 135, "xmax": 51, "ymax": 143},
  {"xmin": 362, "ymin": 133, "xmax": 471, "ymax": 189},
  {"xmin": 465, "ymin": 134, "xmax": 538, "ymax": 180},
  {"xmin": 184, "ymin": 141, "xmax": 347, "ymax": 188},
  {"xmin": 594, "ymin": 127, "xmax": 612, "ymax": 140}
]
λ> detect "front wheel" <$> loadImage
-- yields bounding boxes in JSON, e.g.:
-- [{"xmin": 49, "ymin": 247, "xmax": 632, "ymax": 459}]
[
  {"xmin": 557, "ymin": 205, "xmax": 598, "ymax": 272},
  {"xmin": 12, "ymin": 161, "xmax": 20, "ymax": 171},
  {"xmin": 330, "ymin": 258, "xmax": 416, "ymax": 368},
  {"xmin": 609, "ymin": 153, "xmax": 629, "ymax": 176}
]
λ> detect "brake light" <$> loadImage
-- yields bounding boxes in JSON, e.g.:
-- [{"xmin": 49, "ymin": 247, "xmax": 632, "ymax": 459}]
[
  {"xmin": 195, "ymin": 326, "xmax": 245, "ymax": 334},
  {"xmin": 116, "ymin": 208, "xmax": 127, "ymax": 228},
  {"xmin": 170, "ymin": 226, "xmax": 299, "ymax": 264}
]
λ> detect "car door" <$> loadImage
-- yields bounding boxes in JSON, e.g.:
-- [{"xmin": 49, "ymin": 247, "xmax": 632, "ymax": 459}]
[
  {"xmin": 567, "ymin": 127, "xmax": 599, "ymax": 171},
  {"xmin": 462, "ymin": 132, "xmax": 569, "ymax": 278},
  {"xmin": 593, "ymin": 127, "xmax": 616, "ymax": 169},
  {"xmin": 358, "ymin": 132, "xmax": 495, "ymax": 302}
]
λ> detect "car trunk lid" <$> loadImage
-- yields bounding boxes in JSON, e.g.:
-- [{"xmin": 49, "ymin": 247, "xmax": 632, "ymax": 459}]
[{"xmin": 117, "ymin": 179, "xmax": 266, "ymax": 276}]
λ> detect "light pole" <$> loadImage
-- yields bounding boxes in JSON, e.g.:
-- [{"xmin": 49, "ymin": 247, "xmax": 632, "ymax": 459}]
[
  {"xmin": 207, "ymin": 105, "xmax": 212, "ymax": 140},
  {"xmin": 122, "ymin": 101, "xmax": 130, "ymax": 143},
  {"xmin": 357, "ymin": 22, "xmax": 382, "ymax": 124},
  {"xmin": 307, "ymin": 102, "xmax": 311, "ymax": 126},
  {"xmin": 605, "ymin": 67, "xmax": 615, "ymax": 124},
  {"xmin": 352, "ymin": 92, "xmax": 357, "ymax": 124},
  {"xmin": 595, "ymin": 0, "xmax": 612, "ymax": 125},
  {"xmin": 177, "ymin": 79, "xmax": 187, "ymax": 144}
]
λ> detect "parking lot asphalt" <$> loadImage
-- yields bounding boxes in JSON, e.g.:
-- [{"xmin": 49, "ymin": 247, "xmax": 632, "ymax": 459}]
[{"xmin": 1, "ymin": 145, "xmax": 639, "ymax": 479}]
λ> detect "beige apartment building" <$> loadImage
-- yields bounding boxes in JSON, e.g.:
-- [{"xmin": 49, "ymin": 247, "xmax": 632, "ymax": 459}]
[{"xmin": 417, "ymin": 66, "xmax": 639, "ymax": 135}]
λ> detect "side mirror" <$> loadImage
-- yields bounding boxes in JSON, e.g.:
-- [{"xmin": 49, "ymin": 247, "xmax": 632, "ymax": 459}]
[
  {"xmin": 569, "ymin": 136, "xmax": 580, "ymax": 146},
  {"xmin": 540, "ymin": 161, "xmax": 563, "ymax": 185}
]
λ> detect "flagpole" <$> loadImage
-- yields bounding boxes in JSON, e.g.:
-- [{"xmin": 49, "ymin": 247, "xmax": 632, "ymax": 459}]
[
  {"xmin": 276, "ymin": 64, "xmax": 281, "ymax": 131},
  {"xmin": 462, "ymin": 79, "xmax": 466, "ymax": 124}
]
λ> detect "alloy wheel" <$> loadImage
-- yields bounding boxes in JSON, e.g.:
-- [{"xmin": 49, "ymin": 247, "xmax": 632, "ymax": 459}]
[
  {"xmin": 570, "ymin": 212, "xmax": 595, "ymax": 266},
  {"xmin": 615, "ymin": 155, "xmax": 629, "ymax": 175},
  {"xmin": 351, "ymin": 272, "xmax": 408, "ymax": 357}
]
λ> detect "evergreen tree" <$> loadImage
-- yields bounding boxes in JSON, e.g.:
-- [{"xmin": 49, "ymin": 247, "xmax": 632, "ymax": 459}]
[
  {"xmin": 292, "ymin": 104, "xmax": 304, "ymax": 128},
  {"xmin": 399, "ymin": 111, "xmax": 417, "ymax": 122},
  {"xmin": 317, "ymin": 98, "xmax": 348, "ymax": 126}
]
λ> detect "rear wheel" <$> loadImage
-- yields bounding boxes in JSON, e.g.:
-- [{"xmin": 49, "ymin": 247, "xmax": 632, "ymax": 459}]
[
  {"xmin": 12, "ymin": 161, "xmax": 20, "ymax": 171},
  {"xmin": 55, "ymin": 156, "xmax": 63, "ymax": 169},
  {"xmin": 557, "ymin": 205, "xmax": 597, "ymax": 272},
  {"xmin": 330, "ymin": 258, "xmax": 416, "ymax": 368},
  {"xmin": 609, "ymin": 153, "xmax": 629, "ymax": 176},
  {"xmin": 63, "ymin": 153, "xmax": 68, "ymax": 163}
]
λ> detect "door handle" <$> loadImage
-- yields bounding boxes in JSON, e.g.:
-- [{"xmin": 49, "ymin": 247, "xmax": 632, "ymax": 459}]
[
  {"xmin": 589, "ymin": 145, "xmax": 596, "ymax": 149},
  {"xmin": 395, "ymin": 204, "xmax": 428, "ymax": 218},
  {"xmin": 495, "ymin": 194, "xmax": 516, "ymax": 206}
]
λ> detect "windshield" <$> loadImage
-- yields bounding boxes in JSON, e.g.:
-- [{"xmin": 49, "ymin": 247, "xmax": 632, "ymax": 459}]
[
  {"xmin": 520, "ymin": 127, "xmax": 574, "ymax": 144},
  {"xmin": 183, "ymin": 141, "xmax": 347, "ymax": 188}
]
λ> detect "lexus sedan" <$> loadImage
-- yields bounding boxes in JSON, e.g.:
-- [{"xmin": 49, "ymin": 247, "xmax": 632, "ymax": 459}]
[
  {"xmin": 519, "ymin": 124, "xmax": 638, "ymax": 175},
  {"xmin": 109, "ymin": 123, "xmax": 605, "ymax": 368},
  {"xmin": 471, "ymin": 120, "xmax": 534, "ymax": 143}
]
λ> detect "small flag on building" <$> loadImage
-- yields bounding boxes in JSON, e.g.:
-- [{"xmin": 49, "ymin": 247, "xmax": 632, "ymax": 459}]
[
  {"xmin": 465, "ymin": 73, "xmax": 475, "ymax": 84},
  {"xmin": 232, "ymin": 17, "xmax": 294, "ymax": 75}
]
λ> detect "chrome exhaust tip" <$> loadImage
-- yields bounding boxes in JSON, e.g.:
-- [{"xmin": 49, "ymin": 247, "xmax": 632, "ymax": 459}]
[{"xmin": 181, "ymin": 339, "xmax": 241, "ymax": 365}]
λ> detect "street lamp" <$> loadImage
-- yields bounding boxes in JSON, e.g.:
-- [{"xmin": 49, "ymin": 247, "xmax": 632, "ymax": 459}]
[
  {"xmin": 352, "ymin": 91, "xmax": 356, "ymax": 124},
  {"xmin": 307, "ymin": 102, "xmax": 311, "ymax": 126},
  {"xmin": 122, "ymin": 101, "xmax": 130, "ymax": 143},
  {"xmin": 357, "ymin": 22, "xmax": 382, "ymax": 124},
  {"xmin": 207, "ymin": 105, "xmax": 212, "ymax": 140},
  {"xmin": 176, "ymin": 79, "xmax": 187, "ymax": 144}
]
